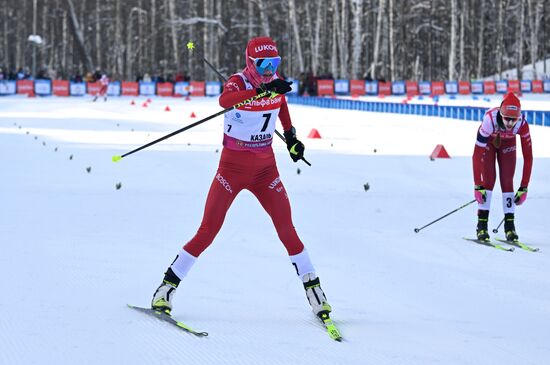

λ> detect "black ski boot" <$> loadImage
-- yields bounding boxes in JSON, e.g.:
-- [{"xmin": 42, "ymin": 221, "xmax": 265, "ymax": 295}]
[
  {"xmin": 476, "ymin": 210, "xmax": 490, "ymax": 241},
  {"xmin": 504, "ymin": 213, "xmax": 519, "ymax": 242}
]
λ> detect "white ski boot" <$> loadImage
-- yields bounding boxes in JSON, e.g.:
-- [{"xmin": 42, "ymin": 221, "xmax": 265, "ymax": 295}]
[
  {"xmin": 151, "ymin": 268, "xmax": 180, "ymax": 315},
  {"xmin": 303, "ymin": 273, "xmax": 332, "ymax": 317}
]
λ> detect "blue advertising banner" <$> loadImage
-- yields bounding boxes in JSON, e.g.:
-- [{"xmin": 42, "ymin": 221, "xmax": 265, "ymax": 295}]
[
  {"xmin": 0, "ymin": 80, "xmax": 17, "ymax": 95},
  {"xmin": 35, "ymin": 79, "xmax": 52, "ymax": 96},
  {"xmin": 205, "ymin": 81, "xmax": 222, "ymax": 96},
  {"xmin": 139, "ymin": 81, "xmax": 156, "ymax": 96}
]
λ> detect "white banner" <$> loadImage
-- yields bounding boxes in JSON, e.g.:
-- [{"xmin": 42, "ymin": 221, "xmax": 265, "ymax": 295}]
[
  {"xmin": 520, "ymin": 80, "xmax": 531, "ymax": 92},
  {"xmin": 496, "ymin": 81, "xmax": 508, "ymax": 93},
  {"xmin": 471, "ymin": 82, "xmax": 483, "ymax": 94},
  {"xmin": 0, "ymin": 80, "xmax": 16, "ymax": 95},
  {"xmin": 391, "ymin": 81, "xmax": 405, "ymax": 95},
  {"xmin": 445, "ymin": 81, "xmax": 458, "ymax": 94},
  {"xmin": 107, "ymin": 82, "xmax": 121, "ymax": 96},
  {"xmin": 35, "ymin": 80, "xmax": 52, "ymax": 95},
  {"xmin": 365, "ymin": 81, "xmax": 378, "ymax": 95},
  {"xmin": 70, "ymin": 82, "xmax": 86, "ymax": 96},
  {"xmin": 418, "ymin": 82, "xmax": 431, "ymax": 95},
  {"xmin": 335, "ymin": 80, "xmax": 349, "ymax": 94},
  {"xmin": 139, "ymin": 82, "xmax": 156, "ymax": 96},
  {"xmin": 205, "ymin": 81, "xmax": 222, "ymax": 96},
  {"xmin": 174, "ymin": 82, "xmax": 190, "ymax": 96}
]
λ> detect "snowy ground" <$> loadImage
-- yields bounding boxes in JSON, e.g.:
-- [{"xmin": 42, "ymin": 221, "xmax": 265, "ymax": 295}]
[{"xmin": 1, "ymin": 95, "xmax": 549, "ymax": 365}]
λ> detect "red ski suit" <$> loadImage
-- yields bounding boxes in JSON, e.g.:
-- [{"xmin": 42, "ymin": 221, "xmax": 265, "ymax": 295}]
[
  {"xmin": 472, "ymin": 107, "xmax": 533, "ymax": 192},
  {"xmin": 183, "ymin": 74, "xmax": 304, "ymax": 257}
]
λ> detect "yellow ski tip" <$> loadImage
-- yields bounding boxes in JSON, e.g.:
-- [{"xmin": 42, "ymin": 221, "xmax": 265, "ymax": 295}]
[{"xmin": 112, "ymin": 155, "xmax": 122, "ymax": 162}]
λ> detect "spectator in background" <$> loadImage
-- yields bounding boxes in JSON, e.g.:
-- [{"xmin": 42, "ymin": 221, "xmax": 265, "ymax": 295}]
[
  {"xmin": 93, "ymin": 67, "xmax": 102, "ymax": 82},
  {"xmin": 305, "ymin": 71, "xmax": 316, "ymax": 96},
  {"xmin": 84, "ymin": 72, "xmax": 95, "ymax": 83},
  {"xmin": 71, "ymin": 71, "xmax": 83, "ymax": 83},
  {"xmin": 298, "ymin": 72, "xmax": 306, "ymax": 95},
  {"xmin": 142, "ymin": 73, "xmax": 152, "ymax": 82},
  {"xmin": 16, "ymin": 68, "xmax": 26, "ymax": 80}
]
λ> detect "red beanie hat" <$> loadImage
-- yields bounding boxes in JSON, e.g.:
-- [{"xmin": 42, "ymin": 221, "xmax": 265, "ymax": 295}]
[
  {"xmin": 246, "ymin": 37, "xmax": 279, "ymax": 58},
  {"xmin": 500, "ymin": 92, "xmax": 521, "ymax": 119}
]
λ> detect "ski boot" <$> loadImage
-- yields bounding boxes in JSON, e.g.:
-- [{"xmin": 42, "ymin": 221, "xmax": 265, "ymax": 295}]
[
  {"xmin": 476, "ymin": 210, "xmax": 490, "ymax": 242},
  {"xmin": 303, "ymin": 273, "xmax": 332, "ymax": 318},
  {"xmin": 151, "ymin": 268, "xmax": 180, "ymax": 315},
  {"xmin": 504, "ymin": 213, "xmax": 519, "ymax": 242}
]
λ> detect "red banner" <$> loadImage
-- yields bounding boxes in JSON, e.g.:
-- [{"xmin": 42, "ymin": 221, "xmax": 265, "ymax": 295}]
[
  {"xmin": 121, "ymin": 82, "xmax": 139, "ymax": 96},
  {"xmin": 87, "ymin": 82, "xmax": 101, "ymax": 95},
  {"xmin": 431, "ymin": 81, "xmax": 445, "ymax": 95},
  {"xmin": 157, "ymin": 82, "xmax": 174, "ymax": 96},
  {"xmin": 532, "ymin": 80, "xmax": 543, "ymax": 93},
  {"xmin": 507, "ymin": 80, "xmax": 520, "ymax": 93},
  {"xmin": 458, "ymin": 81, "xmax": 470, "ymax": 95},
  {"xmin": 190, "ymin": 81, "xmax": 205, "ymax": 96},
  {"xmin": 406, "ymin": 81, "xmax": 418, "ymax": 96},
  {"xmin": 378, "ymin": 81, "xmax": 391, "ymax": 96},
  {"xmin": 349, "ymin": 80, "xmax": 365, "ymax": 96},
  {"xmin": 317, "ymin": 80, "xmax": 334, "ymax": 96},
  {"xmin": 17, "ymin": 80, "xmax": 34, "ymax": 95},
  {"xmin": 52, "ymin": 80, "xmax": 69, "ymax": 96},
  {"xmin": 483, "ymin": 81, "xmax": 496, "ymax": 94}
]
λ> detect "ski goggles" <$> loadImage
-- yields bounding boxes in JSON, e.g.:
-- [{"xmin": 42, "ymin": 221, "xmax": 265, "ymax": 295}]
[{"xmin": 249, "ymin": 56, "xmax": 281, "ymax": 75}]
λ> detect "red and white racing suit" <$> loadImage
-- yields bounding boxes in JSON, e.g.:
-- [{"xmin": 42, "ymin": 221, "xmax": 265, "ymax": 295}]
[
  {"xmin": 472, "ymin": 107, "xmax": 533, "ymax": 213},
  {"xmin": 98, "ymin": 75, "xmax": 109, "ymax": 96},
  {"xmin": 182, "ymin": 73, "xmax": 304, "ymax": 258}
]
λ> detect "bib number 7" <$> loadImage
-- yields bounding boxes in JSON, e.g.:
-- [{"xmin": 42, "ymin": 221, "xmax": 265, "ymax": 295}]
[{"xmin": 261, "ymin": 113, "xmax": 271, "ymax": 132}]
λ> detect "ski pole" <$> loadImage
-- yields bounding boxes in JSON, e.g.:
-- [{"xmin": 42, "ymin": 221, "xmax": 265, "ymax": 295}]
[
  {"xmin": 186, "ymin": 41, "xmax": 311, "ymax": 167},
  {"xmin": 492, "ymin": 217, "xmax": 505, "ymax": 234},
  {"xmin": 414, "ymin": 199, "xmax": 476, "ymax": 233},
  {"xmin": 112, "ymin": 91, "xmax": 271, "ymax": 162}
]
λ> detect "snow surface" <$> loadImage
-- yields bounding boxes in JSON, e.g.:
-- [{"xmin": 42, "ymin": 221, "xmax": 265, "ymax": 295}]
[{"xmin": 1, "ymin": 95, "xmax": 549, "ymax": 365}]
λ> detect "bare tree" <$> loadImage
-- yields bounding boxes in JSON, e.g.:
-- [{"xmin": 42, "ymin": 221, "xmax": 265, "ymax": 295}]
[
  {"xmin": 1, "ymin": 0, "xmax": 548, "ymax": 82},
  {"xmin": 527, "ymin": 0, "xmax": 544, "ymax": 79},
  {"xmin": 371, "ymin": 0, "xmax": 385, "ymax": 79},
  {"xmin": 289, "ymin": 0, "xmax": 304, "ymax": 73},
  {"xmin": 65, "ymin": 0, "xmax": 94, "ymax": 73},
  {"xmin": 351, "ymin": 0, "xmax": 364, "ymax": 79}
]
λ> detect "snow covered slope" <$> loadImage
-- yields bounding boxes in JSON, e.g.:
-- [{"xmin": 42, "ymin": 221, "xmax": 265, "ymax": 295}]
[{"xmin": 1, "ymin": 96, "xmax": 549, "ymax": 365}]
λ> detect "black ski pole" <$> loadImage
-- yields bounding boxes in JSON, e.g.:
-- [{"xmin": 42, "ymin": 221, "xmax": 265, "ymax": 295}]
[
  {"xmin": 492, "ymin": 217, "xmax": 505, "ymax": 234},
  {"xmin": 112, "ymin": 91, "xmax": 271, "ymax": 162},
  {"xmin": 414, "ymin": 199, "xmax": 476, "ymax": 233},
  {"xmin": 186, "ymin": 41, "xmax": 311, "ymax": 166}
]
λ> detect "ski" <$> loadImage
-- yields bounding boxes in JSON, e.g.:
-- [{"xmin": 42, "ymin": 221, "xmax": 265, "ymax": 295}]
[
  {"xmin": 318, "ymin": 312, "xmax": 343, "ymax": 342},
  {"xmin": 127, "ymin": 304, "xmax": 208, "ymax": 337},
  {"xmin": 462, "ymin": 238, "xmax": 514, "ymax": 252},
  {"xmin": 495, "ymin": 238, "xmax": 540, "ymax": 252}
]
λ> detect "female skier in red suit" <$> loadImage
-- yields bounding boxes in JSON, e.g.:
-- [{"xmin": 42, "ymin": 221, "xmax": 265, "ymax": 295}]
[
  {"xmin": 151, "ymin": 37, "xmax": 332, "ymax": 320},
  {"xmin": 473, "ymin": 92, "xmax": 533, "ymax": 242}
]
